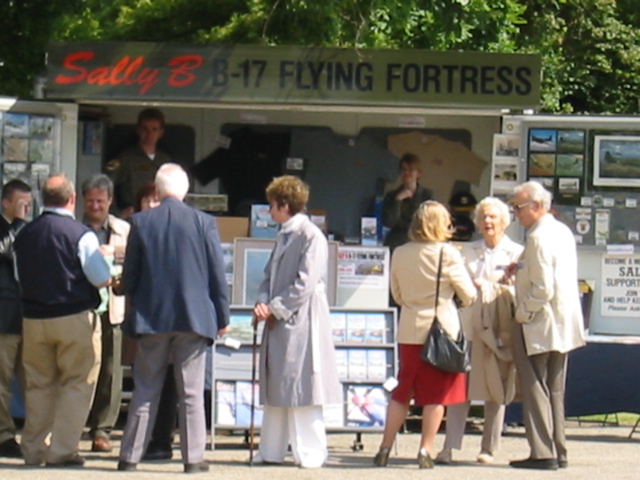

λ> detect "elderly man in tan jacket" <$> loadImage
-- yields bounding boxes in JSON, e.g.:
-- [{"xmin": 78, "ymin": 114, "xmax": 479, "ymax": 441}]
[{"xmin": 508, "ymin": 181, "xmax": 585, "ymax": 471}]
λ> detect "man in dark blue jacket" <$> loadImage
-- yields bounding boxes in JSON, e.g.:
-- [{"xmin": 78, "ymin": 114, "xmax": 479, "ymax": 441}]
[
  {"xmin": 15, "ymin": 174, "xmax": 110, "ymax": 467},
  {"xmin": 118, "ymin": 163, "xmax": 229, "ymax": 473},
  {"xmin": 0, "ymin": 179, "xmax": 31, "ymax": 458}
]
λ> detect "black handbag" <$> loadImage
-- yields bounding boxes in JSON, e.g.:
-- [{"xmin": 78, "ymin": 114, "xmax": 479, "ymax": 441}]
[{"xmin": 420, "ymin": 247, "xmax": 471, "ymax": 373}]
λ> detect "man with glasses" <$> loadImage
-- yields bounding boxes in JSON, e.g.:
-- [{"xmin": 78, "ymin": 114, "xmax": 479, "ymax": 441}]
[
  {"xmin": 82, "ymin": 174, "xmax": 130, "ymax": 453},
  {"xmin": 506, "ymin": 181, "xmax": 585, "ymax": 470}
]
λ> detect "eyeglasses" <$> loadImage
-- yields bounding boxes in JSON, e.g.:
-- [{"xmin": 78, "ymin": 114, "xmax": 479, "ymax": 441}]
[{"xmin": 511, "ymin": 201, "xmax": 534, "ymax": 213}]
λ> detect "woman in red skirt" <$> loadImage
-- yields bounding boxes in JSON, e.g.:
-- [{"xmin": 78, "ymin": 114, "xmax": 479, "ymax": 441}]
[{"xmin": 373, "ymin": 200, "xmax": 477, "ymax": 468}]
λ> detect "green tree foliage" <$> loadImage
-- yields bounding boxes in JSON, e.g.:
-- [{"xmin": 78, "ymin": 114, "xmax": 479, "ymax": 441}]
[
  {"xmin": 3, "ymin": 0, "xmax": 640, "ymax": 113},
  {"xmin": 0, "ymin": 0, "xmax": 85, "ymax": 98},
  {"xmin": 517, "ymin": 0, "xmax": 640, "ymax": 113}
]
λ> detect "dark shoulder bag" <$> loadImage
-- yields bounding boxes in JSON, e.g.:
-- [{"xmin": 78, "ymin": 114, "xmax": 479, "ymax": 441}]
[{"xmin": 420, "ymin": 247, "xmax": 471, "ymax": 373}]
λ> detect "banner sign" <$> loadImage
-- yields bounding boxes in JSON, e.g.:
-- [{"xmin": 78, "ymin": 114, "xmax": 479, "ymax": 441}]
[
  {"xmin": 46, "ymin": 41, "xmax": 541, "ymax": 109},
  {"xmin": 601, "ymin": 254, "xmax": 640, "ymax": 317}
]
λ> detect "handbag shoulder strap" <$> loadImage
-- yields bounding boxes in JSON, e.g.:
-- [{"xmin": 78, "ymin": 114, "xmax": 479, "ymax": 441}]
[{"xmin": 434, "ymin": 246, "xmax": 444, "ymax": 317}]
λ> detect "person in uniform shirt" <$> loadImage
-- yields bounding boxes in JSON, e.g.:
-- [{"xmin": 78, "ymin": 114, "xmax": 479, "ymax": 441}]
[{"xmin": 104, "ymin": 108, "xmax": 171, "ymax": 218}]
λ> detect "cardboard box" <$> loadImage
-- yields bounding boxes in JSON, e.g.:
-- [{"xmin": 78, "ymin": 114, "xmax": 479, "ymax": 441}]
[{"xmin": 216, "ymin": 217, "xmax": 249, "ymax": 243}]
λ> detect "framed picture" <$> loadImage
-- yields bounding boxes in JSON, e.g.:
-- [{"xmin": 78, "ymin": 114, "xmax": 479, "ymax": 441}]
[
  {"xmin": 232, "ymin": 238, "xmax": 275, "ymax": 306},
  {"xmin": 232, "ymin": 237, "xmax": 339, "ymax": 307},
  {"xmin": 593, "ymin": 135, "xmax": 640, "ymax": 187}
]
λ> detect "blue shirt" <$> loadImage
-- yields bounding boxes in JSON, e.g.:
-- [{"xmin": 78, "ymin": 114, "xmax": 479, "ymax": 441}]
[{"xmin": 42, "ymin": 207, "xmax": 110, "ymax": 287}]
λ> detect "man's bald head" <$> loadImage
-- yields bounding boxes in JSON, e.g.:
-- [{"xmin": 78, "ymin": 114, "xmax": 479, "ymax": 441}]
[{"xmin": 42, "ymin": 174, "xmax": 76, "ymax": 210}]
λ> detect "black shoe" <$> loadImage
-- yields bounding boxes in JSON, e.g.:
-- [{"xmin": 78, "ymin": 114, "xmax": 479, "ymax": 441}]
[
  {"xmin": 142, "ymin": 444, "xmax": 173, "ymax": 461},
  {"xmin": 373, "ymin": 447, "xmax": 390, "ymax": 467},
  {"xmin": 510, "ymin": 457, "xmax": 558, "ymax": 470},
  {"xmin": 0, "ymin": 438, "xmax": 22, "ymax": 458},
  {"xmin": 417, "ymin": 449, "xmax": 434, "ymax": 469},
  {"xmin": 117, "ymin": 461, "xmax": 137, "ymax": 471},
  {"xmin": 45, "ymin": 453, "xmax": 85, "ymax": 468},
  {"xmin": 558, "ymin": 456, "xmax": 568, "ymax": 468},
  {"xmin": 184, "ymin": 461, "xmax": 209, "ymax": 473}
]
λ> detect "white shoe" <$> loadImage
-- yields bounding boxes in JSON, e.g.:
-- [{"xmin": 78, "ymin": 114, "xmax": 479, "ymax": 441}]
[
  {"xmin": 434, "ymin": 448, "xmax": 452, "ymax": 465},
  {"xmin": 477, "ymin": 451, "xmax": 494, "ymax": 464},
  {"xmin": 248, "ymin": 452, "xmax": 282, "ymax": 465}
]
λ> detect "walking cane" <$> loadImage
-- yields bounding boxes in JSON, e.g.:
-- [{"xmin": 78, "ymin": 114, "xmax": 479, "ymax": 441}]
[{"xmin": 249, "ymin": 317, "xmax": 258, "ymax": 466}]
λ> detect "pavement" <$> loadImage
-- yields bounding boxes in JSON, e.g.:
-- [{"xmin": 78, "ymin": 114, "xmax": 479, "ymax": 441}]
[{"xmin": 1, "ymin": 421, "xmax": 639, "ymax": 479}]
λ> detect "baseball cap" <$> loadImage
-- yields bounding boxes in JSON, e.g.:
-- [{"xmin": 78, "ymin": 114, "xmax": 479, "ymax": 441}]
[{"xmin": 449, "ymin": 191, "xmax": 477, "ymax": 212}]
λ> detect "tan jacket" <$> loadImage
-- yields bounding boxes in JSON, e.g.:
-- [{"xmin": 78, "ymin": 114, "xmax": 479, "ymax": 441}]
[
  {"xmin": 107, "ymin": 214, "xmax": 130, "ymax": 325},
  {"xmin": 460, "ymin": 237, "xmax": 523, "ymax": 403},
  {"xmin": 515, "ymin": 214, "xmax": 586, "ymax": 355},
  {"xmin": 391, "ymin": 241, "xmax": 476, "ymax": 345}
]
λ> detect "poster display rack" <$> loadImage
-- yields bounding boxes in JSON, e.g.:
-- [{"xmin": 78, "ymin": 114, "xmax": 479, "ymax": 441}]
[{"xmin": 210, "ymin": 306, "xmax": 398, "ymax": 450}]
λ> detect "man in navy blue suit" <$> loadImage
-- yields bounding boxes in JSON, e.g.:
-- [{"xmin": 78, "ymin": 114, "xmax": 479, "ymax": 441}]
[{"xmin": 117, "ymin": 164, "xmax": 229, "ymax": 473}]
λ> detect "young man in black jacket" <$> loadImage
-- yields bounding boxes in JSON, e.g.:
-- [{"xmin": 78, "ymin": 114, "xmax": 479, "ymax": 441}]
[{"xmin": 0, "ymin": 179, "xmax": 31, "ymax": 458}]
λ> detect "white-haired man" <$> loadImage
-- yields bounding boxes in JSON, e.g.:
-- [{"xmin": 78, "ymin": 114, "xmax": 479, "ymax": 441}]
[
  {"xmin": 117, "ymin": 164, "xmax": 229, "ymax": 473},
  {"xmin": 508, "ymin": 181, "xmax": 585, "ymax": 470}
]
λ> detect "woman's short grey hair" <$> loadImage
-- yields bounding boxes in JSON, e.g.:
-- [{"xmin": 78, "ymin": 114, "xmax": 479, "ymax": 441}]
[
  {"xmin": 473, "ymin": 196, "xmax": 511, "ymax": 229},
  {"xmin": 513, "ymin": 180, "xmax": 552, "ymax": 210},
  {"xmin": 81, "ymin": 174, "xmax": 113, "ymax": 199},
  {"xmin": 155, "ymin": 163, "xmax": 189, "ymax": 200}
]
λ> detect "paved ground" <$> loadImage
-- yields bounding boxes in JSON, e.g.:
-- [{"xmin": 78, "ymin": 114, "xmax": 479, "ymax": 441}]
[{"xmin": 1, "ymin": 421, "xmax": 639, "ymax": 479}]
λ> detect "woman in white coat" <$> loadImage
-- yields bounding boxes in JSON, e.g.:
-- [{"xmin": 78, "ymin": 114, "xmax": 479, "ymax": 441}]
[
  {"xmin": 253, "ymin": 176, "xmax": 341, "ymax": 468},
  {"xmin": 435, "ymin": 197, "xmax": 523, "ymax": 465}
]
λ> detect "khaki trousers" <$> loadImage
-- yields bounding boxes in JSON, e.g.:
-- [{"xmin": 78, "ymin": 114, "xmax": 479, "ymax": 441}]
[
  {"xmin": 511, "ymin": 323, "xmax": 567, "ymax": 460},
  {"xmin": 87, "ymin": 314, "xmax": 122, "ymax": 439},
  {"xmin": 0, "ymin": 333, "xmax": 24, "ymax": 444},
  {"xmin": 443, "ymin": 400, "xmax": 505, "ymax": 454},
  {"xmin": 20, "ymin": 311, "xmax": 101, "ymax": 465}
]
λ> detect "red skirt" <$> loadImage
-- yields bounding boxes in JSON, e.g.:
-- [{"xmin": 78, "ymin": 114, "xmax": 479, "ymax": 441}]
[{"xmin": 391, "ymin": 344, "xmax": 467, "ymax": 406}]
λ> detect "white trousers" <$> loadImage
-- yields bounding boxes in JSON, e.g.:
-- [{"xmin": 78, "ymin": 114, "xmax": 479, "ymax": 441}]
[{"xmin": 259, "ymin": 404, "xmax": 328, "ymax": 468}]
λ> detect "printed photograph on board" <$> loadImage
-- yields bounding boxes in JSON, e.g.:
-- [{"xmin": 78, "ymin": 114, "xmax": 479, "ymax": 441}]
[
  {"xmin": 528, "ymin": 129, "xmax": 557, "ymax": 152},
  {"xmin": 345, "ymin": 385, "xmax": 387, "ymax": 428},
  {"xmin": 493, "ymin": 133, "xmax": 520, "ymax": 157},
  {"xmin": 3, "ymin": 138, "xmax": 29, "ymax": 161},
  {"xmin": 29, "ymin": 116, "xmax": 55, "ymax": 139},
  {"xmin": 557, "ymin": 130, "xmax": 585, "ymax": 153},
  {"xmin": 556, "ymin": 153, "xmax": 584, "ymax": 177},
  {"xmin": 3, "ymin": 113, "xmax": 29, "ymax": 137},
  {"xmin": 528, "ymin": 153, "xmax": 556, "ymax": 176}
]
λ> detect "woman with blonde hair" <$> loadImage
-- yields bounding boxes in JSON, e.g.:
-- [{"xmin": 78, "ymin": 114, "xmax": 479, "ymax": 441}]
[{"xmin": 373, "ymin": 200, "xmax": 476, "ymax": 468}]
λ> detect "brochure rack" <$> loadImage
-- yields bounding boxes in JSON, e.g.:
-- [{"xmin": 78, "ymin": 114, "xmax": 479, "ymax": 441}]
[{"xmin": 210, "ymin": 305, "xmax": 398, "ymax": 450}]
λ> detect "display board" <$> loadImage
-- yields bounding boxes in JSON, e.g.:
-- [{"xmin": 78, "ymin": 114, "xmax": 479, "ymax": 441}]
[
  {"xmin": 0, "ymin": 111, "xmax": 60, "ymax": 216},
  {"xmin": 520, "ymin": 122, "xmax": 640, "ymax": 248},
  {"xmin": 500, "ymin": 115, "xmax": 640, "ymax": 335},
  {"xmin": 210, "ymin": 306, "xmax": 397, "ymax": 444},
  {"xmin": 336, "ymin": 245, "xmax": 390, "ymax": 309}
]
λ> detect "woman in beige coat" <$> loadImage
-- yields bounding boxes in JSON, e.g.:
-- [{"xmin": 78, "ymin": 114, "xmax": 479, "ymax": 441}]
[
  {"xmin": 435, "ymin": 197, "xmax": 523, "ymax": 465},
  {"xmin": 373, "ymin": 201, "xmax": 476, "ymax": 468}
]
